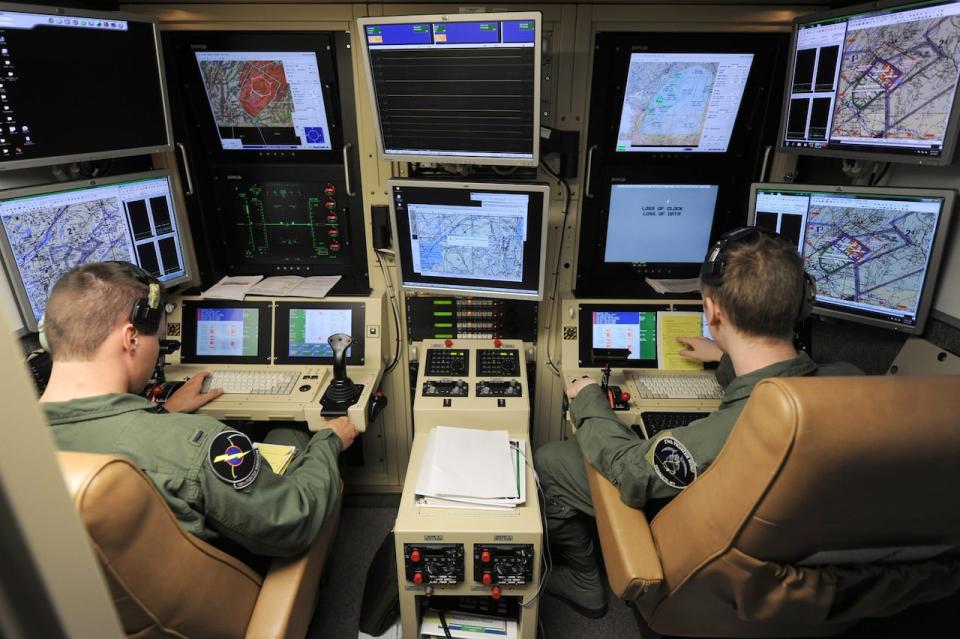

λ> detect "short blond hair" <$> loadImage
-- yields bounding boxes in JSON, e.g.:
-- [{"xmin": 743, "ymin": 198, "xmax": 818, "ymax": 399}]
[{"xmin": 44, "ymin": 262, "xmax": 165, "ymax": 361}]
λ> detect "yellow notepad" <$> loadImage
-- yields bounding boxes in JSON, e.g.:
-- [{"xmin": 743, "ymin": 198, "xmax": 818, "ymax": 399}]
[
  {"xmin": 657, "ymin": 312, "xmax": 704, "ymax": 371},
  {"xmin": 254, "ymin": 442, "xmax": 296, "ymax": 475}
]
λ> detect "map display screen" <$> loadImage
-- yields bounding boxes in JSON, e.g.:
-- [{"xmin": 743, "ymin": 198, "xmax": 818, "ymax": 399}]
[
  {"xmin": 390, "ymin": 181, "xmax": 548, "ymax": 300},
  {"xmin": 782, "ymin": 0, "xmax": 960, "ymax": 161},
  {"xmin": 195, "ymin": 51, "xmax": 333, "ymax": 151},
  {"xmin": 287, "ymin": 308, "xmax": 351, "ymax": 357},
  {"xmin": 604, "ymin": 184, "xmax": 718, "ymax": 263},
  {"xmin": 0, "ymin": 174, "xmax": 188, "ymax": 326},
  {"xmin": 616, "ymin": 53, "xmax": 754, "ymax": 153},
  {"xmin": 750, "ymin": 186, "xmax": 952, "ymax": 329}
]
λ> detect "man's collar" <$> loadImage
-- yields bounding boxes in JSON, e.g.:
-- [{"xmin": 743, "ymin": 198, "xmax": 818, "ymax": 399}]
[
  {"xmin": 42, "ymin": 393, "xmax": 154, "ymax": 425},
  {"xmin": 722, "ymin": 351, "xmax": 817, "ymax": 404}
]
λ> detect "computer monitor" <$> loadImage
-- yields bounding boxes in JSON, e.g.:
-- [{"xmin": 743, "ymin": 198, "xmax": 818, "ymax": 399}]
[
  {"xmin": 0, "ymin": 171, "xmax": 194, "ymax": 332},
  {"xmin": 357, "ymin": 12, "xmax": 541, "ymax": 166},
  {"xmin": 603, "ymin": 184, "xmax": 718, "ymax": 264},
  {"xmin": 748, "ymin": 183, "xmax": 956, "ymax": 332},
  {"xmin": 389, "ymin": 180, "xmax": 549, "ymax": 301},
  {"xmin": 195, "ymin": 50, "xmax": 333, "ymax": 152},
  {"xmin": 0, "ymin": 4, "xmax": 171, "ymax": 170},
  {"xmin": 779, "ymin": 0, "xmax": 960, "ymax": 165},
  {"xmin": 179, "ymin": 300, "xmax": 272, "ymax": 365},
  {"xmin": 616, "ymin": 53, "xmax": 754, "ymax": 153},
  {"xmin": 274, "ymin": 301, "xmax": 366, "ymax": 365}
]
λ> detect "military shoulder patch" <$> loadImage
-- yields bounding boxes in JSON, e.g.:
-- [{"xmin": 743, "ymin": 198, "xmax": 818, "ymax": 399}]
[
  {"xmin": 651, "ymin": 436, "xmax": 698, "ymax": 490},
  {"xmin": 208, "ymin": 430, "xmax": 261, "ymax": 490}
]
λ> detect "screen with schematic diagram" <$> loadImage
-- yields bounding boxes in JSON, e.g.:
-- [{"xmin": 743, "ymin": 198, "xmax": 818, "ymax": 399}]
[{"xmin": 215, "ymin": 171, "xmax": 347, "ymax": 271}]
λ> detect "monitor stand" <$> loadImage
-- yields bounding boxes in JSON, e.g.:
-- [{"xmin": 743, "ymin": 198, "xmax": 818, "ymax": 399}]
[{"xmin": 320, "ymin": 333, "xmax": 363, "ymax": 416}]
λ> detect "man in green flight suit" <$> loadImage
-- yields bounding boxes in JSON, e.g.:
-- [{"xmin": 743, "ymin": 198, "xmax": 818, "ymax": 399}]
[
  {"xmin": 40, "ymin": 261, "xmax": 357, "ymax": 559},
  {"xmin": 535, "ymin": 228, "xmax": 859, "ymax": 618}
]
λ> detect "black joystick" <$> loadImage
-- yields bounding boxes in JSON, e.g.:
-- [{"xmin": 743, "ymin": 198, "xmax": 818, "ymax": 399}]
[{"xmin": 320, "ymin": 333, "xmax": 364, "ymax": 416}]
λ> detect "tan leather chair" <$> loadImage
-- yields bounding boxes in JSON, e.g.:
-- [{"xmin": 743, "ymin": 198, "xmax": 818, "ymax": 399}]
[
  {"xmin": 58, "ymin": 452, "xmax": 342, "ymax": 639},
  {"xmin": 586, "ymin": 376, "xmax": 960, "ymax": 637}
]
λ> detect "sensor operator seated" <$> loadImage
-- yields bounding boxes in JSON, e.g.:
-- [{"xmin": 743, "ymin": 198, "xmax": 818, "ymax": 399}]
[
  {"xmin": 39, "ymin": 262, "xmax": 356, "ymax": 559},
  {"xmin": 535, "ymin": 228, "xmax": 860, "ymax": 618}
]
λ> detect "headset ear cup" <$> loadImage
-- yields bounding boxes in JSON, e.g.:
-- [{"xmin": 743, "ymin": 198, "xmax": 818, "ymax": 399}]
[
  {"xmin": 38, "ymin": 313, "xmax": 50, "ymax": 352},
  {"xmin": 799, "ymin": 272, "xmax": 816, "ymax": 321}
]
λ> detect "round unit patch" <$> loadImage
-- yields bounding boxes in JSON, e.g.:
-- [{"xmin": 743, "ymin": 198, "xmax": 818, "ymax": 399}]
[
  {"xmin": 208, "ymin": 430, "xmax": 261, "ymax": 490},
  {"xmin": 651, "ymin": 437, "xmax": 698, "ymax": 490}
]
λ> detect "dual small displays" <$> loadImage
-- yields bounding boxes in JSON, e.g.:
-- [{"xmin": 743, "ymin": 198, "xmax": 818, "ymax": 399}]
[
  {"xmin": 749, "ymin": 184, "xmax": 955, "ymax": 332},
  {"xmin": 578, "ymin": 304, "xmax": 709, "ymax": 368},
  {"xmin": 180, "ymin": 300, "xmax": 365, "ymax": 365},
  {"xmin": 781, "ymin": 0, "xmax": 960, "ymax": 164}
]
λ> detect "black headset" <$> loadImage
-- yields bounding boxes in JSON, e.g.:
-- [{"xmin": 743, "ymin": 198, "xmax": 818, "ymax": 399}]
[
  {"xmin": 110, "ymin": 261, "xmax": 164, "ymax": 335},
  {"xmin": 700, "ymin": 226, "xmax": 816, "ymax": 322}
]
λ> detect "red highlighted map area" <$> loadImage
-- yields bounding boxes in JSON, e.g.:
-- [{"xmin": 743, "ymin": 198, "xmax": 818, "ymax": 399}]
[{"xmin": 238, "ymin": 61, "xmax": 289, "ymax": 117}]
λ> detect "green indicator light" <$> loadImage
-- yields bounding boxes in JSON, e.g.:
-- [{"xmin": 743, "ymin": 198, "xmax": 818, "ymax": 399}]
[
  {"xmin": 434, "ymin": 323, "xmax": 453, "ymax": 328},
  {"xmin": 435, "ymin": 333, "xmax": 454, "ymax": 339},
  {"xmin": 432, "ymin": 300, "xmax": 453, "ymax": 305},
  {"xmin": 433, "ymin": 311, "xmax": 453, "ymax": 317}
]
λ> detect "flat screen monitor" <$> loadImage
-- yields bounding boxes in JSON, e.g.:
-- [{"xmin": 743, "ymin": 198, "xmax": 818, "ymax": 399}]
[
  {"xmin": 274, "ymin": 301, "xmax": 366, "ymax": 365},
  {"xmin": 0, "ymin": 171, "xmax": 193, "ymax": 332},
  {"xmin": 358, "ymin": 12, "xmax": 541, "ymax": 166},
  {"xmin": 603, "ymin": 184, "xmax": 718, "ymax": 264},
  {"xmin": 180, "ymin": 300, "xmax": 272, "ymax": 365},
  {"xmin": 779, "ymin": 0, "xmax": 960, "ymax": 164},
  {"xmin": 389, "ymin": 179, "xmax": 549, "ymax": 300},
  {"xmin": 748, "ymin": 183, "xmax": 955, "ymax": 332},
  {"xmin": 578, "ymin": 304, "xmax": 712, "ymax": 368},
  {"xmin": 0, "ymin": 4, "xmax": 171, "ymax": 170},
  {"xmin": 616, "ymin": 53, "xmax": 754, "ymax": 153},
  {"xmin": 195, "ymin": 50, "xmax": 333, "ymax": 152}
]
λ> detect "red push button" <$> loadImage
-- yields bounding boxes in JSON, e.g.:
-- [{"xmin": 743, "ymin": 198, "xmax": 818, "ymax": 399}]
[
  {"xmin": 491, "ymin": 586, "xmax": 502, "ymax": 600},
  {"xmin": 482, "ymin": 573, "xmax": 492, "ymax": 585},
  {"xmin": 413, "ymin": 571, "xmax": 424, "ymax": 585},
  {"xmin": 410, "ymin": 549, "xmax": 421, "ymax": 562},
  {"xmin": 493, "ymin": 339, "xmax": 502, "ymax": 348},
  {"xmin": 621, "ymin": 391, "xmax": 631, "ymax": 402},
  {"xmin": 481, "ymin": 550, "xmax": 491, "ymax": 563},
  {"xmin": 444, "ymin": 339, "xmax": 453, "ymax": 348}
]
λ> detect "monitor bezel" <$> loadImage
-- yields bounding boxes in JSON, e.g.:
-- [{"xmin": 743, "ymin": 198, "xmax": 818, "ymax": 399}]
[
  {"xmin": 0, "ymin": 169, "xmax": 198, "ymax": 333},
  {"xmin": 776, "ymin": 0, "xmax": 960, "ymax": 166},
  {"xmin": 180, "ymin": 299, "xmax": 273, "ymax": 365},
  {"xmin": 273, "ymin": 301, "xmax": 366, "ymax": 366},
  {"xmin": 577, "ymin": 303, "xmax": 670, "ymax": 368},
  {"xmin": 747, "ymin": 182, "xmax": 956, "ymax": 333},
  {"xmin": 356, "ymin": 12, "xmax": 542, "ymax": 167},
  {"xmin": 0, "ymin": 2, "xmax": 174, "ymax": 171},
  {"xmin": 388, "ymin": 178, "xmax": 551, "ymax": 301}
]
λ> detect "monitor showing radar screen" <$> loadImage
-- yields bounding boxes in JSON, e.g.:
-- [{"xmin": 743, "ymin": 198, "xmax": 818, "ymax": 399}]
[
  {"xmin": 748, "ymin": 183, "xmax": 955, "ymax": 332},
  {"xmin": 780, "ymin": 0, "xmax": 960, "ymax": 164},
  {"xmin": 358, "ymin": 12, "xmax": 541, "ymax": 166},
  {"xmin": 616, "ymin": 53, "xmax": 754, "ymax": 153},
  {"xmin": 389, "ymin": 180, "xmax": 549, "ymax": 300},
  {"xmin": 0, "ymin": 171, "xmax": 194, "ymax": 332}
]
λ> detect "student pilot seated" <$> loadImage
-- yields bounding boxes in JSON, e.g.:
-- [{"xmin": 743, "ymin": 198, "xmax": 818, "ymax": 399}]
[
  {"xmin": 534, "ymin": 228, "xmax": 859, "ymax": 618},
  {"xmin": 40, "ymin": 261, "xmax": 356, "ymax": 560}
]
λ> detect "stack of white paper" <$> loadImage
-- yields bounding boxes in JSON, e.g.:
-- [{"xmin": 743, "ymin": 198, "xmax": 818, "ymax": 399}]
[
  {"xmin": 415, "ymin": 427, "xmax": 526, "ymax": 511},
  {"xmin": 202, "ymin": 275, "xmax": 264, "ymax": 300},
  {"xmin": 247, "ymin": 275, "xmax": 341, "ymax": 298}
]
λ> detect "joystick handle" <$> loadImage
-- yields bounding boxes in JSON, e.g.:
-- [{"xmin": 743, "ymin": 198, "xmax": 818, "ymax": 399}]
[{"xmin": 329, "ymin": 333, "xmax": 352, "ymax": 383}]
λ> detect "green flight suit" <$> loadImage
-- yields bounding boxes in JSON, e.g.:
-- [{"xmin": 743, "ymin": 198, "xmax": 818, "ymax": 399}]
[
  {"xmin": 536, "ymin": 352, "xmax": 860, "ymax": 521},
  {"xmin": 45, "ymin": 393, "xmax": 342, "ymax": 557}
]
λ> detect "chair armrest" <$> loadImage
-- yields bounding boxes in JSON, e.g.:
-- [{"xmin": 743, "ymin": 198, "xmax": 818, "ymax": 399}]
[
  {"xmin": 584, "ymin": 459, "xmax": 663, "ymax": 601},
  {"xmin": 245, "ymin": 485, "xmax": 343, "ymax": 639}
]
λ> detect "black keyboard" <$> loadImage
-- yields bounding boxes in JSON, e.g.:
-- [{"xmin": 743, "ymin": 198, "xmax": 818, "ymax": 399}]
[{"xmin": 638, "ymin": 412, "xmax": 709, "ymax": 438}]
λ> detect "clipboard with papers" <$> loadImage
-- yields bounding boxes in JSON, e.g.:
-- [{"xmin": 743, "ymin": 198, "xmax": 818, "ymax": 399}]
[{"xmin": 414, "ymin": 427, "xmax": 527, "ymax": 511}]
